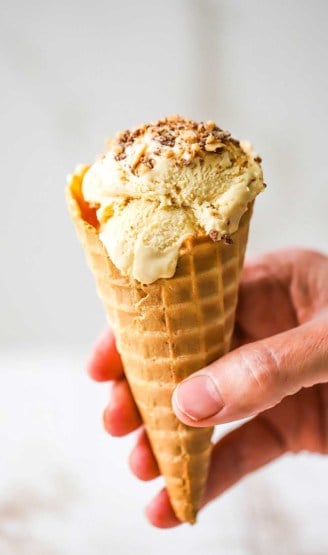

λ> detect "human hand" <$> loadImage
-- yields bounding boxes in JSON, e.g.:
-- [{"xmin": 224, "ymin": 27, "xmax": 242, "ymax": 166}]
[{"xmin": 88, "ymin": 249, "xmax": 328, "ymax": 528}]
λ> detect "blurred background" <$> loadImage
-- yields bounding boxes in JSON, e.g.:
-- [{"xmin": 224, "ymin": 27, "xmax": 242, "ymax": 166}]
[{"xmin": 1, "ymin": 0, "xmax": 327, "ymax": 553}]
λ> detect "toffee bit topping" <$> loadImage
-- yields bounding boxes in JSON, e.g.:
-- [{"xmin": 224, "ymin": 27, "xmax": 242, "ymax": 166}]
[
  {"xmin": 158, "ymin": 136, "xmax": 176, "ymax": 147},
  {"xmin": 131, "ymin": 143, "xmax": 146, "ymax": 170},
  {"xmin": 222, "ymin": 234, "xmax": 233, "ymax": 245},
  {"xmin": 254, "ymin": 155, "xmax": 262, "ymax": 163},
  {"xmin": 209, "ymin": 229, "xmax": 220, "ymax": 242},
  {"xmin": 143, "ymin": 157, "xmax": 154, "ymax": 169},
  {"xmin": 114, "ymin": 152, "xmax": 127, "ymax": 161},
  {"xmin": 209, "ymin": 229, "xmax": 233, "ymax": 245},
  {"xmin": 229, "ymin": 137, "xmax": 241, "ymax": 148},
  {"xmin": 208, "ymin": 229, "xmax": 233, "ymax": 245},
  {"xmin": 104, "ymin": 115, "xmax": 250, "ymax": 174}
]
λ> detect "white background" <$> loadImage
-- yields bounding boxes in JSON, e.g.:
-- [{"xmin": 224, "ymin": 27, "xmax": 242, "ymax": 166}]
[{"xmin": 1, "ymin": 1, "xmax": 327, "ymax": 553}]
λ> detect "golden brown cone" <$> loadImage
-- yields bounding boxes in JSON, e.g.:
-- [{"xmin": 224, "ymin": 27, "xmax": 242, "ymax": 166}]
[{"xmin": 66, "ymin": 165, "xmax": 253, "ymax": 523}]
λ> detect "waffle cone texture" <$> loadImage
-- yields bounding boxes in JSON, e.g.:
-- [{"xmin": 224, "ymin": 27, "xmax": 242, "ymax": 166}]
[{"xmin": 66, "ymin": 166, "xmax": 253, "ymax": 524}]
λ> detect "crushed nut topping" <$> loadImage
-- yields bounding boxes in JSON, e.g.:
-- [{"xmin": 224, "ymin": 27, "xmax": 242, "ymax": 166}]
[
  {"xmin": 114, "ymin": 152, "xmax": 127, "ymax": 161},
  {"xmin": 222, "ymin": 234, "xmax": 233, "ymax": 245},
  {"xmin": 208, "ymin": 229, "xmax": 220, "ymax": 242},
  {"xmin": 209, "ymin": 229, "xmax": 233, "ymax": 244},
  {"xmin": 101, "ymin": 115, "xmax": 261, "ymax": 176}
]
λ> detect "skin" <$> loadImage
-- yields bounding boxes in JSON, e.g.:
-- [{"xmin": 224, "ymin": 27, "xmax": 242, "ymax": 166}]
[{"xmin": 87, "ymin": 249, "xmax": 328, "ymax": 528}]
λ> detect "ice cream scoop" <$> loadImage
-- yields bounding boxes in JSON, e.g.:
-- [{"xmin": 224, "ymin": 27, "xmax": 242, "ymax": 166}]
[{"xmin": 82, "ymin": 115, "xmax": 264, "ymax": 283}]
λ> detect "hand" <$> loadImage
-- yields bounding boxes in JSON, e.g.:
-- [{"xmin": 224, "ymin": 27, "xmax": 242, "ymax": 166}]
[{"xmin": 87, "ymin": 249, "xmax": 328, "ymax": 528}]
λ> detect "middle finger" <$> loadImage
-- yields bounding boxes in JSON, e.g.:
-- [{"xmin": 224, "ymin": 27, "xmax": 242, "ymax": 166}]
[{"xmin": 103, "ymin": 379, "xmax": 142, "ymax": 436}]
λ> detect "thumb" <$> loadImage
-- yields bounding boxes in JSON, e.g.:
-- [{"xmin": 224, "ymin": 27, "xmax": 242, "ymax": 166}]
[{"xmin": 172, "ymin": 316, "xmax": 328, "ymax": 426}]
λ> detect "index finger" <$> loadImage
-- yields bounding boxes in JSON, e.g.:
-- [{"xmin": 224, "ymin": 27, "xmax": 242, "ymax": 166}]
[
  {"xmin": 87, "ymin": 328, "xmax": 124, "ymax": 382},
  {"xmin": 235, "ymin": 252, "xmax": 297, "ymax": 343}
]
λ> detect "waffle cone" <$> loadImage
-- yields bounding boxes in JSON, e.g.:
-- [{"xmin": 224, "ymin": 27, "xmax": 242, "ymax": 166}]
[{"xmin": 66, "ymin": 166, "xmax": 253, "ymax": 523}]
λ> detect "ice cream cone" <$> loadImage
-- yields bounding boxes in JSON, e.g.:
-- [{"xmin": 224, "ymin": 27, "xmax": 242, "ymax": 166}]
[{"xmin": 66, "ymin": 165, "xmax": 253, "ymax": 523}]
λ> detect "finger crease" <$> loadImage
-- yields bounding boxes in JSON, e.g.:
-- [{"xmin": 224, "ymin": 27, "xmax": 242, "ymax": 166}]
[{"xmin": 239, "ymin": 351, "xmax": 263, "ymax": 390}]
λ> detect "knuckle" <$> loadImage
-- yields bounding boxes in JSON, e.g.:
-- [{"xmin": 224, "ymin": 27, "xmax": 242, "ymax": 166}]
[{"xmin": 239, "ymin": 342, "xmax": 280, "ymax": 394}]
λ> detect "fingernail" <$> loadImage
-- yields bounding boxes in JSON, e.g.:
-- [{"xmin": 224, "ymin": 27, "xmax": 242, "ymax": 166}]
[{"xmin": 175, "ymin": 375, "xmax": 224, "ymax": 421}]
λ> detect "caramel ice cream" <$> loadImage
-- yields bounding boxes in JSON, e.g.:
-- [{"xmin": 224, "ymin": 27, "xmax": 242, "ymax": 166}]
[{"xmin": 81, "ymin": 116, "xmax": 263, "ymax": 284}]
